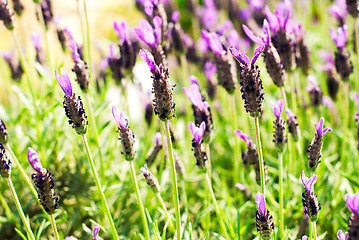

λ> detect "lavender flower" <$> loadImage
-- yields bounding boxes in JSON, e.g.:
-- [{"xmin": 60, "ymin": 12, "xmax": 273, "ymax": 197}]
[
  {"xmin": 337, "ymin": 230, "xmax": 348, "ymax": 240},
  {"xmin": 93, "ymin": 226, "xmax": 103, "ymax": 240},
  {"xmin": 145, "ymin": 132, "xmax": 162, "ymax": 166},
  {"xmin": 32, "ymin": 32, "xmax": 46, "ymax": 65},
  {"xmin": 28, "ymin": 147, "xmax": 59, "ymax": 214},
  {"xmin": 69, "ymin": 39, "xmax": 89, "ymax": 92},
  {"xmin": 0, "ymin": 142, "xmax": 10, "ymax": 178},
  {"xmin": 139, "ymin": 49, "xmax": 175, "ymax": 121},
  {"xmin": 243, "ymin": 20, "xmax": 286, "ymax": 87},
  {"xmin": 329, "ymin": 0, "xmax": 347, "ymax": 26},
  {"xmin": 39, "ymin": 0, "xmax": 53, "ymax": 29},
  {"xmin": 292, "ymin": 24, "xmax": 311, "ymax": 74},
  {"xmin": 230, "ymin": 45, "xmax": 264, "ymax": 117},
  {"xmin": 107, "ymin": 43, "xmax": 124, "ymax": 84},
  {"xmin": 56, "ymin": 68, "xmax": 88, "ymax": 135},
  {"xmin": 189, "ymin": 121, "xmax": 207, "ymax": 172},
  {"xmin": 331, "ymin": 25, "xmax": 353, "ymax": 80},
  {"xmin": 301, "ymin": 171, "xmax": 320, "ymax": 222},
  {"xmin": 183, "ymin": 82, "xmax": 213, "ymax": 142},
  {"xmin": 255, "ymin": 193, "xmax": 274, "ymax": 240},
  {"xmin": 0, "ymin": 119, "xmax": 8, "ymax": 144},
  {"xmin": 271, "ymin": 100, "xmax": 286, "ymax": 152},
  {"xmin": 112, "ymin": 106, "xmax": 135, "ymax": 161},
  {"xmin": 285, "ymin": 108, "xmax": 300, "ymax": 141},
  {"xmin": 302, "ymin": 236, "xmax": 308, "ymax": 240},
  {"xmin": 195, "ymin": 0, "xmax": 218, "ymax": 31},
  {"xmin": 202, "ymin": 30, "xmax": 237, "ymax": 94},
  {"xmin": 140, "ymin": 164, "xmax": 160, "ymax": 193},
  {"xmin": 174, "ymin": 153, "xmax": 185, "ymax": 177},
  {"xmin": 2, "ymin": 51, "xmax": 23, "ymax": 81},
  {"xmin": 307, "ymin": 117, "xmax": 331, "ymax": 170},
  {"xmin": 0, "ymin": 0, "xmax": 14, "ymax": 30},
  {"xmin": 168, "ymin": 11, "xmax": 185, "ymax": 53},
  {"xmin": 347, "ymin": 194, "xmax": 359, "ymax": 238},
  {"xmin": 306, "ymin": 76, "xmax": 323, "ymax": 107},
  {"xmin": 204, "ymin": 61, "xmax": 217, "ymax": 100},
  {"xmin": 319, "ymin": 50, "xmax": 340, "ymax": 99},
  {"xmin": 64, "ymin": 237, "xmax": 78, "ymax": 240}
]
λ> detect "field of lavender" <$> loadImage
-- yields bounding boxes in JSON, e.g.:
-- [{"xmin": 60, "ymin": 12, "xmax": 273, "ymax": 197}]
[{"xmin": 0, "ymin": 0, "xmax": 358, "ymax": 239}]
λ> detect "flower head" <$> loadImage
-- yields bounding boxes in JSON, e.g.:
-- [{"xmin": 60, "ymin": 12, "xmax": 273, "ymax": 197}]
[
  {"xmin": 234, "ymin": 129, "xmax": 252, "ymax": 147},
  {"xmin": 113, "ymin": 21, "xmax": 127, "ymax": 44},
  {"xmin": 346, "ymin": 194, "xmax": 359, "ymax": 216},
  {"xmin": 265, "ymin": 5, "xmax": 290, "ymax": 33},
  {"xmin": 255, "ymin": 192, "xmax": 266, "ymax": 215},
  {"xmin": 331, "ymin": 25, "xmax": 348, "ymax": 49},
  {"xmin": 315, "ymin": 117, "xmax": 332, "ymax": 138},
  {"xmin": 55, "ymin": 68, "xmax": 72, "ymax": 97},
  {"xmin": 134, "ymin": 17, "xmax": 161, "ymax": 48},
  {"xmin": 183, "ymin": 84, "xmax": 209, "ymax": 111},
  {"xmin": 28, "ymin": 147, "xmax": 44, "ymax": 173},
  {"xmin": 189, "ymin": 121, "xmax": 205, "ymax": 143},
  {"xmin": 301, "ymin": 170, "xmax": 317, "ymax": 193},
  {"xmin": 271, "ymin": 99, "xmax": 284, "ymax": 118},
  {"xmin": 112, "ymin": 106, "xmax": 129, "ymax": 129},
  {"xmin": 328, "ymin": 0, "xmax": 347, "ymax": 20},
  {"xmin": 337, "ymin": 230, "xmax": 348, "ymax": 240},
  {"xmin": 229, "ymin": 45, "xmax": 264, "ymax": 68}
]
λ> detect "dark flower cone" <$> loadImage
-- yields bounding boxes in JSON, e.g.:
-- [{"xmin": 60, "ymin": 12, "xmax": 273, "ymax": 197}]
[
  {"xmin": 192, "ymin": 105, "xmax": 213, "ymax": 143},
  {"xmin": 141, "ymin": 168, "xmax": 160, "ymax": 193},
  {"xmin": 271, "ymin": 30, "xmax": 295, "ymax": 71},
  {"xmin": 254, "ymin": 160, "xmax": 268, "ymax": 185},
  {"xmin": 273, "ymin": 117, "xmax": 287, "ymax": 152},
  {"xmin": 145, "ymin": 104, "xmax": 154, "ymax": 126},
  {"xmin": 38, "ymin": 0, "xmax": 53, "ymax": 29},
  {"xmin": 242, "ymin": 144, "xmax": 258, "ymax": 166},
  {"xmin": 120, "ymin": 40, "xmax": 137, "ymax": 72},
  {"xmin": 349, "ymin": 213, "xmax": 359, "ymax": 239},
  {"xmin": 108, "ymin": 57, "xmax": 124, "ymax": 84},
  {"xmin": 63, "ymin": 94, "xmax": 88, "ymax": 135},
  {"xmin": 326, "ymin": 69, "xmax": 340, "ymax": 99},
  {"xmin": 0, "ymin": 0, "xmax": 14, "ymax": 30},
  {"xmin": 192, "ymin": 140, "xmax": 207, "ymax": 173},
  {"xmin": 0, "ymin": 143, "xmax": 10, "ymax": 178},
  {"xmin": 302, "ymin": 190, "xmax": 321, "ymax": 222},
  {"xmin": 146, "ymin": 144, "xmax": 162, "ymax": 166},
  {"xmin": 175, "ymin": 153, "xmax": 185, "ymax": 177},
  {"xmin": 335, "ymin": 48, "xmax": 353, "ymax": 81},
  {"xmin": 214, "ymin": 52, "xmax": 237, "ymax": 94},
  {"xmin": 239, "ymin": 64, "xmax": 264, "ymax": 118},
  {"xmin": 308, "ymin": 88, "xmax": 323, "ymax": 107},
  {"xmin": 32, "ymin": 169, "xmax": 59, "ymax": 214},
  {"xmin": 287, "ymin": 117, "xmax": 300, "ymax": 142},
  {"xmin": 307, "ymin": 134, "xmax": 323, "ymax": 171},
  {"xmin": 56, "ymin": 28, "xmax": 67, "ymax": 52},
  {"xmin": 118, "ymin": 128, "xmax": 135, "ymax": 161},
  {"xmin": 13, "ymin": 0, "xmax": 24, "ymax": 16},
  {"xmin": 347, "ymin": 0, "xmax": 359, "ymax": 17},
  {"xmin": 0, "ymin": 119, "xmax": 8, "ymax": 144},
  {"xmin": 206, "ymin": 75, "xmax": 217, "ymax": 101},
  {"xmin": 72, "ymin": 60, "xmax": 89, "ymax": 92},
  {"xmin": 36, "ymin": 48, "xmax": 46, "ymax": 66},
  {"xmin": 256, "ymin": 210, "xmax": 274, "ymax": 240},
  {"xmin": 295, "ymin": 38, "xmax": 311, "ymax": 74},
  {"xmin": 263, "ymin": 44, "xmax": 286, "ymax": 87},
  {"xmin": 169, "ymin": 22, "xmax": 185, "ymax": 53}
]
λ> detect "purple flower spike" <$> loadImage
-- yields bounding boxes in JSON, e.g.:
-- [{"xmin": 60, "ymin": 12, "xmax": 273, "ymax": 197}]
[
  {"xmin": 255, "ymin": 192, "xmax": 266, "ymax": 215},
  {"xmin": 113, "ymin": 21, "xmax": 127, "ymax": 44},
  {"xmin": 28, "ymin": 147, "xmax": 43, "ymax": 173},
  {"xmin": 355, "ymin": 92, "xmax": 359, "ymax": 109},
  {"xmin": 271, "ymin": 99, "xmax": 284, "ymax": 118},
  {"xmin": 139, "ymin": 49, "xmax": 157, "ymax": 73},
  {"xmin": 301, "ymin": 170, "xmax": 317, "ymax": 193},
  {"xmin": 183, "ymin": 84, "xmax": 208, "ymax": 111},
  {"xmin": 189, "ymin": 121, "xmax": 206, "ymax": 143},
  {"xmin": 285, "ymin": 108, "xmax": 295, "ymax": 121},
  {"xmin": 31, "ymin": 32, "xmax": 41, "ymax": 51},
  {"xmin": 55, "ymin": 68, "xmax": 73, "ymax": 97},
  {"xmin": 134, "ymin": 19, "xmax": 155, "ymax": 48},
  {"xmin": 315, "ymin": 117, "xmax": 332, "ymax": 138},
  {"xmin": 234, "ymin": 129, "xmax": 252, "ymax": 147},
  {"xmin": 337, "ymin": 230, "xmax": 348, "ymax": 240},
  {"xmin": 69, "ymin": 40, "xmax": 80, "ymax": 62},
  {"xmin": 331, "ymin": 25, "xmax": 348, "ymax": 49},
  {"xmin": 346, "ymin": 194, "xmax": 359, "ymax": 216},
  {"xmin": 112, "ymin": 106, "xmax": 129, "ymax": 129},
  {"xmin": 93, "ymin": 226, "xmax": 100, "ymax": 240}
]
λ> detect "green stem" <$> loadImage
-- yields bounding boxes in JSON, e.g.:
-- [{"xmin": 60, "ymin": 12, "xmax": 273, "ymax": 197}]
[
  {"xmin": 280, "ymin": 87, "xmax": 288, "ymax": 112},
  {"xmin": 83, "ymin": 0, "xmax": 92, "ymax": 74},
  {"xmin": 230, "ymin": 94, "xmax": 241, "ymax": 184},
  {"xmin": 6, "ymin": 177, "xmax": 35, "ymax": 240},
  {"xmin": 278, "ymin": 152, "xmax": 284, "ymax": 239},
  {"xmin": 129, "ymin": 161, "xmax": 151, "ymax": 240},
  {"xmin": 254, "ymin": 117, "xmax": 265, "ymax": 196},
  {"xmin": 313, "ymin": 222, "xmax": 317, "ymax": 240},
  {"xmin": 156, "ymin": 192, "xmax": 174, "ymax": 230},
  {"xmin": 11, "ymin": 29, "xmax": 35, "ymax": 100},
  {"xmin": 309, "ymin": 220, "xmax": 313, "ymax": 240},
  {"xmin": 5, "ymin": 143, "xmax": 38, "ymax": 200},
  {"xmin": 81, "ymin": 134, "xmax": 119, "ymax": 240},
  {"xmin": 204, "ymin": 172, "xmax": 230, "ymax": 240},
  {"xmin": 36, "ymin": 4, "xmax": 53, "ymax": 73},
  {"xmin": 164, "ymin": 120, "xmax": 181, "ymax": 240},
  {"xmin": 49, "ymin": 214, "xmax": 60, "ymax": 240}
]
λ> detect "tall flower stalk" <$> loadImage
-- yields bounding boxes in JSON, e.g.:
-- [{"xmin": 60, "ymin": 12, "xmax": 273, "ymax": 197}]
[
  {"xmin": 139, "ymin": 49, "xmax": 180, "ymax": 239},
  {"xmin": 56, "ymin": 68, "xmax": 119, "ymax": 240}
]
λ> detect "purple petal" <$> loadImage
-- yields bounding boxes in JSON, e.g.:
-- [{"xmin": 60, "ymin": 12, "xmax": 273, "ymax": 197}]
[
  {"xmin": 171, "ymin": 11, "xmax": 180, "ymax": 23},
  {"xmin": 315, "ymin": 117, "xmax": 325, "ymax": 138},
  {"xmin": 153, "ymin": 16, "xmax": 162, "ymax": 46},
  {"xmin": 64, "ymin": 237, "xmax": 78, "ymax": 240},
  {"xmin": 347, "ymin": 195, "xmax": 359, "ymax": 215},
  {"xmin": 355, "ymin": 113, "xmax": 359, "ymax": 120},
  {"xmin": 229, "ymin": 46, "xmax": 250, "ymax": 66},
  {"xmin": 265, "ymin": 6, "xmax": 279, "ymax": 32},
  {"xmin": 113, "ymin": 21, "xmax": 127, "ymax": 44},
  {"xmin": 322, "ymin": 127, "xmax": 332, "ymax": 136},
  {"xmin": 139, "ymin": 49, "xmax": 156, "ymax": 73},
  {"xmin": 208, "ymin": 32, "xmax": 223, "ymax": 56},
  {"xmin": 255, "ymin": 192, "xmax": 266, "ymax": 215},
  {"xmin": 302, "ymin": 236, "xmax": 308, "ymax": 240},
  {"xmin": 242, "ymin": 25, "xmax": 263, "ymax": 46},
  {"xmin": 28, "ymin": 147, "xmax": 43, "ymax": 173},
  {"xmin": 93, "ymin": 226, "xmax": 100, "ymax": 239},
  {"xmin": 2, "ymin": 50, "xmax": 13, "ymax": 61},
  {"xmin": 31, "ymin": 32, "xmax": 41, "ymax": 51},
  {"xmin": 69, "ymin": 40, "xmax": 80, "ymax": 62},
  {"xmin": 189, "ymin": 121, "xmax": 205, "ymax": 143},
  {"xmin": 140, "ymin": 164, "xmax": 150, "ymax": 175},
  {"xmin": 190, "ymin": 75, "xmax": 199, "ymax": 86},
  {"xmin": 356, "ymin": 93, "xmax": 359, "ymax": 109},
  {"xmin": 204, "ymin": 61, "xmax": 216, "ymax": 80},
  {"xmin": 249, "ymin": 0, "xmax": 264, "ymax": 10},
  {"xmin": 64, "ymin": 27, "xmax": 74, "ymax": 41},
  {"xmin": 112, "ymin": 106, "xmax": 128, "ymax": 129},
  {"xmin": 135, "ymin": 20, "xmax": 155, "ymax": 48},
  {"xmin": 155, "ymin": 132, "xmax": 161, "ymax": 146},
  {"xmin": 144, "ymin": 1, "xmax": 154, "ymax": 16},
  {"xmin": 235, "ymin": 183, "xmax": 246, "ymax": 191},
  {"xmin": 56, "ymin": 68, "xmax": 72, "ymax": 96},
  {"xmin": 301, "ymin": 170, "xmax": 317, "ymax": 193},
  {"xmin": 337, "ymin": 230, "xmax": 348, "ymax": 240},
  {"xmin": 285, "ymin": 108, "xmax": 296, "ymax": 121},
  {"xmin": 251, "ymin": 45, "xmax": 264, "ymax": 67},
  {"xmin": 322, "ymin": 96, "xmax": 335, "ymax": 110},
  {"xmin": 183, "ymin": 84, "xmax": 206, "ymax": 110},
  {"xmin": 262, "ymin": 20, "xmax": 270, "ymax": 45},
  {"xmin": 271, "ymin": 99, "xmax": 284, "ymax": 118},
  {"xmin": 218, "ymin": 20, "xmax": 233, "ymax": 36},
  {"xmin": 234, "ymin": 129, "xmax": 252, "ymax": 146}
]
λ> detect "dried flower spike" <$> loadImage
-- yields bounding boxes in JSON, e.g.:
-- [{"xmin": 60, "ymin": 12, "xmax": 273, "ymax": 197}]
[
  {"xmin": 189, "ymin": 121, "xmax": 207, "ymax": 173},
  {"xmin": 28, "ymin": 147, "xmax": 59, "ymax": 214},
  {"xmin": 285, "ymin": 108, "xmax": 300, "ymax": 141},
  {"xmin": 139, "ymin": 49, "xmax": 175, "ymax": 121},
  {"xmin": 0, "ymin": 142, "xmax": 10, "ymax": 178},
  {"xmin": 145, "ymin": 132, "xmax": 162, "ymax": 166},
  {"xmin": 271, "ymin": 100, "xmax": 286, "ymax": 152},
  {"xmin": 307, "ymin": 117, "xmax": 331, "ymax": 171},
  {"xmin": 0, "ymin": 119, "xmax": 8, "ymax": 144},
  {"xmin": 306, "ymin": 76, "xmax": 323, "ymax": 107},
  {"xmin": 230, "ymin": 45, "xmax": 264, "ymax": 118},
  {"xmin": 140, "ymin": 165, "xmax": 160, "ymax": 193},
  {"xmin": 301, "ymin": 171, "xmax": 321, "ymax": 222},
  {"xmin": 56, "ymin": 68, "xmax": 88, "ymax": 135},
  {"xmin": 112, "ymin": 106, "xmax": 135, "ymax": 161},
  {"xmin": 255, "ymin": 193, "xmax": 274, "ymax": 240}
]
